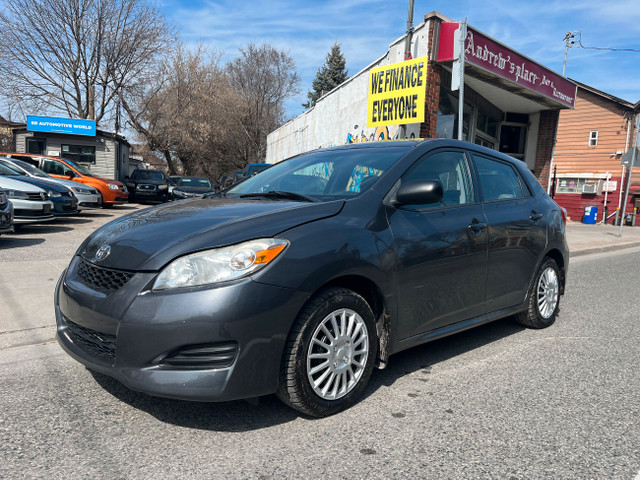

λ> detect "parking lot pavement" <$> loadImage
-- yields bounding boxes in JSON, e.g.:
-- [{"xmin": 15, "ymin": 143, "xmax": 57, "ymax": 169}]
[{"xmin": 0, "ymin": 205, "xmax": 144, "ymax": 349}]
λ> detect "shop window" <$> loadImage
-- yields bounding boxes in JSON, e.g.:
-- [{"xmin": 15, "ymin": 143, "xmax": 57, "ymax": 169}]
[
  {"xmin": 26, "ymin": 138, "xmax": 46, "ymax": 155},
  {"xmin": 61, "ymin": 144, "xmax": 96, "ymax": 164},
  {"xmin": 589, "ymin": 131, "xmax": 598, "ymax": 147},
  {"xmin": 556, "ymin": 178, "xmax": 602, "ymax": 194},
  {"xmin": 436, "ymin": 91, "xmax": 472, "ymax": 141}
]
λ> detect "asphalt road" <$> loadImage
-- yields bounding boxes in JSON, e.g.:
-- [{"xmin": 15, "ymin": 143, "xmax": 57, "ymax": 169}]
[{"xmin": 1, "ymin": 208, "xmax": 640, "ymax": 479}]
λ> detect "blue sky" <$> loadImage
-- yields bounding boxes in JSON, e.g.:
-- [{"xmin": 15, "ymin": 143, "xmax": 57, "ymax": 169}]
[{"xmin": 162, "ymin": 0, "xmax": 640, "ymax": 119}]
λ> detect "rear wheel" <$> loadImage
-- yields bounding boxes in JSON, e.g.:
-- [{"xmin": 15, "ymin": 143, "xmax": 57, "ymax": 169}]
[
  {"xmin": 278, "ymin": 287, "xmax": 377, "ymax": 417},
  {"xmin": 515, "ymin": 257, "xmax": 561, "ymax": 329}
]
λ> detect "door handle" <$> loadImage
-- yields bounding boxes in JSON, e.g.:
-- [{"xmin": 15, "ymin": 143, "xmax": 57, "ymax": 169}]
[
  {"xmin": 468, "ymin": 222, "xmax": 487, "ymax": 234},
  {"xmin": 530, "ymin": 211, "xmax": 543, "ymax": 221}
]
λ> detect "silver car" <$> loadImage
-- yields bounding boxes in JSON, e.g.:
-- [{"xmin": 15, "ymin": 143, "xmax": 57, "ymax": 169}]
[
  {"xmin": 0, "ymin": 176, "xmax": 54, "ymax": 224},
  {"xmin": 0, "ymin": 157, "xmax": 101, "ymax": 210}
]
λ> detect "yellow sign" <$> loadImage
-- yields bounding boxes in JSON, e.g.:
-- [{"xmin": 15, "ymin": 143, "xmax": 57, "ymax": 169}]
[{"xmin": 367, "ymin": 56, "xmax": 428, "ymax": 128}]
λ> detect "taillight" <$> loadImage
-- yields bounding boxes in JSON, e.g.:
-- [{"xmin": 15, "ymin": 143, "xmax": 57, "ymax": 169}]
[{"xmin": 560, "ymin": 207, "xmax": 567, "ymax": 226}]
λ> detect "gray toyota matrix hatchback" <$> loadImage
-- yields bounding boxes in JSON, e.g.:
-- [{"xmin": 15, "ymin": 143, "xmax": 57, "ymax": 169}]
[{"xmin": 55, "ymin": 139, "xmax": 568, "ymax": 417}]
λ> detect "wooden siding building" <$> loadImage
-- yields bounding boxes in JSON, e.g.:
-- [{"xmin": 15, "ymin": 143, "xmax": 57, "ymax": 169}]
[
  {"xmin": 553, "ymin": 83, "xmax": 639, "ymax": 223},
  {"xmin": 12, "ymin": 128, "xmax": 130, "ymax": 182}
]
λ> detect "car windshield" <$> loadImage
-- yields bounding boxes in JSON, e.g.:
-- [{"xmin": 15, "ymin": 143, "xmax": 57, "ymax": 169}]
[
  {"xmin": 133, "ymin": 170, "xmax": 164, "ymax": 181},
  {"xmin": 226, "ymin": 146, "xmax": 410, "ymax": 201},
  {"xmin": 0, "ymin": 162, "xmax": 24, "ymax": 175},
  {"xmin": 7, "ymin": 158, "xmax": 50, "ymax": 178},
  {"xmin": 177, "ymin": 177, "xmax": 211, "ymax": 188},
  {"xmin": 63, "ymin": 159, "xmax": 93, "ymax": 176}
]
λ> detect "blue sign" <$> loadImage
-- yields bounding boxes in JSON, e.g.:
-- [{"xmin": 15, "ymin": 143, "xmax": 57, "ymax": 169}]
[{"xmin": 27, "ymin": 115, "xmax": 96, "ymax": 136}]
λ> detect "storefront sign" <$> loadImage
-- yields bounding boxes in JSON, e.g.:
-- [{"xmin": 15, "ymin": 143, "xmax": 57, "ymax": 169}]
[
  {"xmin": 438, "ymin": 23, "xmax": 577, "ymax": 109},
  {"xmin": 27, "ymin": 115, "xmax": 96, "ymax": 136},
  {"xmin": 367, "ymin": 56, "xmax": 428, "ymax": 127}
]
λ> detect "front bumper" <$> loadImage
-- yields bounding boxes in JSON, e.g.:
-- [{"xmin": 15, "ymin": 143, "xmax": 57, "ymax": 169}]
[
  {"xmin": 55, "ymin": 257, "xmax": 308, "ymax": 402},
  {"xmin": 0, "ymin": 201, "xmax": 14, "ymax": 234}
]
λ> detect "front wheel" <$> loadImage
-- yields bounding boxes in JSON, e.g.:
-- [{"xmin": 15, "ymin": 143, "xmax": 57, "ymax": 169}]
[
  {"xmin": 515, "ymin": 257, "xmax": 561, "ymax": 329},
  {"xmin": 278, "ymin": 287, "xmax": 377, "ymax": 417}
]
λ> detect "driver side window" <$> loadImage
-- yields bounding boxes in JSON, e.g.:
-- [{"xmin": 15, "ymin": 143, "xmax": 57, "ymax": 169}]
[{"xmin": 401, "ymin": 151, "xmax": 473, "ymax": 209}]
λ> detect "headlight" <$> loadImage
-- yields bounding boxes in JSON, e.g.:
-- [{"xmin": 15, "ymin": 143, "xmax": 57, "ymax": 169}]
[
  {"xmin": 173, "ymin": 189, "xmax": 187, "ymax": 198},
  {"xmin": 153, "ymin": 238, "xmax": 289, "ymax": 290},
  {"xmin": 6, "ymin": 190, "xmax": 28, "ymax": 199},
  {"xmin": 48, "ymin": 190, "xmax": 62, "ymax": 197},
  {"xmin": 107, "ymin": 183, "xmax": 119, "ymax": 190},
  {"xmin": 72, "ymin": 187, "xmax": 91, "ymax": 194}
]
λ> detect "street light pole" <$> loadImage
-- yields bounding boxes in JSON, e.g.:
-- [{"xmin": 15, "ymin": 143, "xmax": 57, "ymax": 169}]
[{"xmin": 563, "ymin": 31, "xmax": 579, "ymax": 76}]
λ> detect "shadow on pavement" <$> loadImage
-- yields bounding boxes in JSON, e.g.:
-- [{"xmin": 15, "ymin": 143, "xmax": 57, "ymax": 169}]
[
  {"xmin": 90, "ymin": 370, "xmax": 298, "ymax": 431},
  {"xmin": 0, "ymin": 236, "xmax": 45, "ymax": 248},
  {"xmin": 90, "ymin": 317, "xmax": 525, "ymax": 431}
]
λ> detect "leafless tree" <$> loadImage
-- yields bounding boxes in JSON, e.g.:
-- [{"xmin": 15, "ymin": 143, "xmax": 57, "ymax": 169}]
[
  {"xmin": 0, "ymin": 0, "xmax": 174, "ymax": 125},
  {"xmin": 226, "ymin": 43, "xmax": 300, "ymax": 164},
  {"xmin": 122, "ymin": 45, "xmax": 247, "ymax": 179}
]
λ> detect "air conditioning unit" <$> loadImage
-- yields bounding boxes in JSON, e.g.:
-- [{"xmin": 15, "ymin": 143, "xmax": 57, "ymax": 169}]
[{"xmin": 582, "ymin": 182, "xmax": 600, "ymax": 194}]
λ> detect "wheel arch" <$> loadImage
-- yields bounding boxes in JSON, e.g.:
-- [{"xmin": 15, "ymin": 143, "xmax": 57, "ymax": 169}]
[
  {"xmin": 305, "ymin": 274, "xmax": 391, "ymax": 369},
  {"xmin": 543, "ymin": 248, "xmax": 567, "ymax": 294}
]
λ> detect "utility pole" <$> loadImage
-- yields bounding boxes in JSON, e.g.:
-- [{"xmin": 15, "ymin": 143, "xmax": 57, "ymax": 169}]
[
  {"xmin": 399, "ymin": 0, "xmax": 414, "ymax": 139},
  {"xmin": 563, "ymin": 31, "xmax": 579, "ymax": 76},
  {"xmin": 618, "ymin": 115, "xmax": 640, "ymax": 237}
]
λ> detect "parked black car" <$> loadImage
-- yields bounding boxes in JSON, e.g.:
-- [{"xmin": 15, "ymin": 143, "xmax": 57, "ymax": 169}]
[
  {"xmin": 0, "ymin": 163, "xmax": 78, "ymax": 215},
  {"xmin": 0, "ymin": 187, "xmax": 14, "ymax": 235},
  {"xmin": 55, "ymin": 140, "xmax": 569, "ymax": 417},
  {"xmin": 171, "ymin": 177, "xmax": 215, "ymax": 200},
  {"xmin": 125, "ymin": 169, "xmax": 168, "ymax": 203}
]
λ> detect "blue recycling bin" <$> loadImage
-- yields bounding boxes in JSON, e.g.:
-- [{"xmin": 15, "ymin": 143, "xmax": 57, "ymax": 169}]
[{"xmin": 583, "ymin": 206, "xmax": 598, "ymax": 224}]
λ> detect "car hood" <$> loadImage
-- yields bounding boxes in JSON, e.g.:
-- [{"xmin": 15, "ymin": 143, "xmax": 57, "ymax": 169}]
[
  {"xmin": 79, "ymin": 197, "xmax": 345, "ymax": 271},
  {"xmin": 128, "ymin": 178, "xmax": 166, "ymax": 185},
  {"xmin": 174, "ymin": 185, "xmax": 212, "ymax": 194},
  {"xmin": 94, "ymin": 176, "xmax": 125, "ymax": 186},
  {"xmin": 5, "ymin": 175, "xmax": 70, "ymax": 193}
]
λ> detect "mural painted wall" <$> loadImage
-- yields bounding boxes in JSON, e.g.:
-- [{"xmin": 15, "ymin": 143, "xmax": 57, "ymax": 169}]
[{"xmin": 266, "ymin": 19, "xmax": 431, "ymax": 164}]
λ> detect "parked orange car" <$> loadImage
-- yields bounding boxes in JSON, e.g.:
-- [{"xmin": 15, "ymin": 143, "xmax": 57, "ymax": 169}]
[{"xmin": 0, "ymin": 152, "xmax": 128, "ymax": 207}]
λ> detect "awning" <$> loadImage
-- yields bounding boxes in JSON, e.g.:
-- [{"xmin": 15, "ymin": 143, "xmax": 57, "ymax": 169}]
[{"xmin": 438, "ymin": 22, "xmax": 577, "ymax": 111}]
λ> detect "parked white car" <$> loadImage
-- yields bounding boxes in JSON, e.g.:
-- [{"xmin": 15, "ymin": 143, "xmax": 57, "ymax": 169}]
[
  {"xmin": 0, "ymin": 176, "xmax": 54, "ymax": 224},
  {"xmin": 0, "ymin": 157, "xmax": 100, "ymax": 210}
]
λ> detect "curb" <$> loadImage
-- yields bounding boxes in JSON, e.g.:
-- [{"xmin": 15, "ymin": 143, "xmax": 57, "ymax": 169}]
[{"xmin": 569, "ymin": 241, "xmax": 640, "ymax": 258}]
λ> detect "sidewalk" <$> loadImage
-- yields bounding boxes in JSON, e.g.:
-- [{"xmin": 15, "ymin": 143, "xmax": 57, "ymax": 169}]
[{"xmin": 566, "ymin": 221, "xmax": 640, "ymax": 257}]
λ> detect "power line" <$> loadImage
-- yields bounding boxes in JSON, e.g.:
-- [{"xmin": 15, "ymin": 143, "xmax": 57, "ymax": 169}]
[{"xmin": 574, "ymin": 31, "xmax": 640, "ymax": 53}]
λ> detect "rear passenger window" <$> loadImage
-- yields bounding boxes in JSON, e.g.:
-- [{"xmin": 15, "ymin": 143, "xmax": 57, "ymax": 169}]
[{"xmin": 473, "ymin": 155, "xmax": 523, "ymax": 201}]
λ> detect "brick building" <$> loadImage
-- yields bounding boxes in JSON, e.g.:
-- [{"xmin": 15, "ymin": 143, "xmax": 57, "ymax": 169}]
[{"xmin": 266, "ymin": 11, "xmax": 577, "ymax": 191}]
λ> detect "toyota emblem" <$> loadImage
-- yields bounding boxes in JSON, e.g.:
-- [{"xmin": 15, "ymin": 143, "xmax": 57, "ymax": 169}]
[{"xmin": 94, "ymin": 245, "xmax": 111, "ymax": 262}]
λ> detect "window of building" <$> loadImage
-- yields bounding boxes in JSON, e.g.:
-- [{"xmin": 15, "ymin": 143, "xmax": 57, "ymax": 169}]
[
  {"xmin": 26, "ymin": 138, "xmax": 46, "ymax": 155},
  {"xmin": 61, "ymin": 144, "xmax": 96, "ymax": 164},
  {"xmin": 556, "ymin": 177, "xmax": 602, "ymax": 194},
  {"xmin": 589, "ymin": 131, "xmax": 598, "ymax": 147}
]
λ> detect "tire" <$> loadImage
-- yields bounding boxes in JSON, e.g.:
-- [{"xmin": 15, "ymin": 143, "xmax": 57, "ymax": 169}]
[
  {"xmin": 515, "ymin": 257, "xmax": 561, "ymax": 329},
  {"xmin": 278, "ymin": 287, "xmax": 377, "ymax": 417}
]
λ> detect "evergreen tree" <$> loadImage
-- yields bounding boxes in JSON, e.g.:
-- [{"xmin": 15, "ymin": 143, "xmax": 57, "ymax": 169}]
[{"xmin": 303, "ymin": 43, "xmax": 348, "ymax": 109}]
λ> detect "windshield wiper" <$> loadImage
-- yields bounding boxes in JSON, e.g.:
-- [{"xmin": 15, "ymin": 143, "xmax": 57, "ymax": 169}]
[{"xmin": 239, "ymin": 190, "xmax": 318, "ymax": 202}]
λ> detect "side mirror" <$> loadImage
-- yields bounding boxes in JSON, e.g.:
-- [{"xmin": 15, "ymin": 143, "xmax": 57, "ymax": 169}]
[
  {"xmin": 67, "ymin": 171, "xmax": 75, "ymax": 178},
  {"xmin": 393, "ymin": 179, "xmax": 444, "ymax": 207},
  {"xmin": 125, "ymin": 175, "xmax": 130, "ymax": 180}
]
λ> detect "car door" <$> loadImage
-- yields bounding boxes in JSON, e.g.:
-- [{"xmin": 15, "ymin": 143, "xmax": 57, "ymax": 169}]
[
  {"xmin": 388, "ymin": 149, "xmax": 489, "ymax": 340},
  {"xmin": 471, "ymin": 153, "xmax": 547, "ymax": 312}
]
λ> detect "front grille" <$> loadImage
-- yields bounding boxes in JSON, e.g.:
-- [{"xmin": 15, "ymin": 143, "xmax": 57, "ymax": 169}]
[
  {"xmin": 26, "ymin": 192, "xmax": 48, "ymax": 201},
  {"xmin": 78, "ymin": 259, "xmax": 134, "ymax": 293},
  {"xmin": 137, "ymin": 184, "xmax": 156, "ymax": 191},
  {"xmin": 160, "ymin": 342, "xmax": 238, "ymax": 369},
  {"xmin": 65, "ymin": 317, "xmax": 116, "ymax": 364}
]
